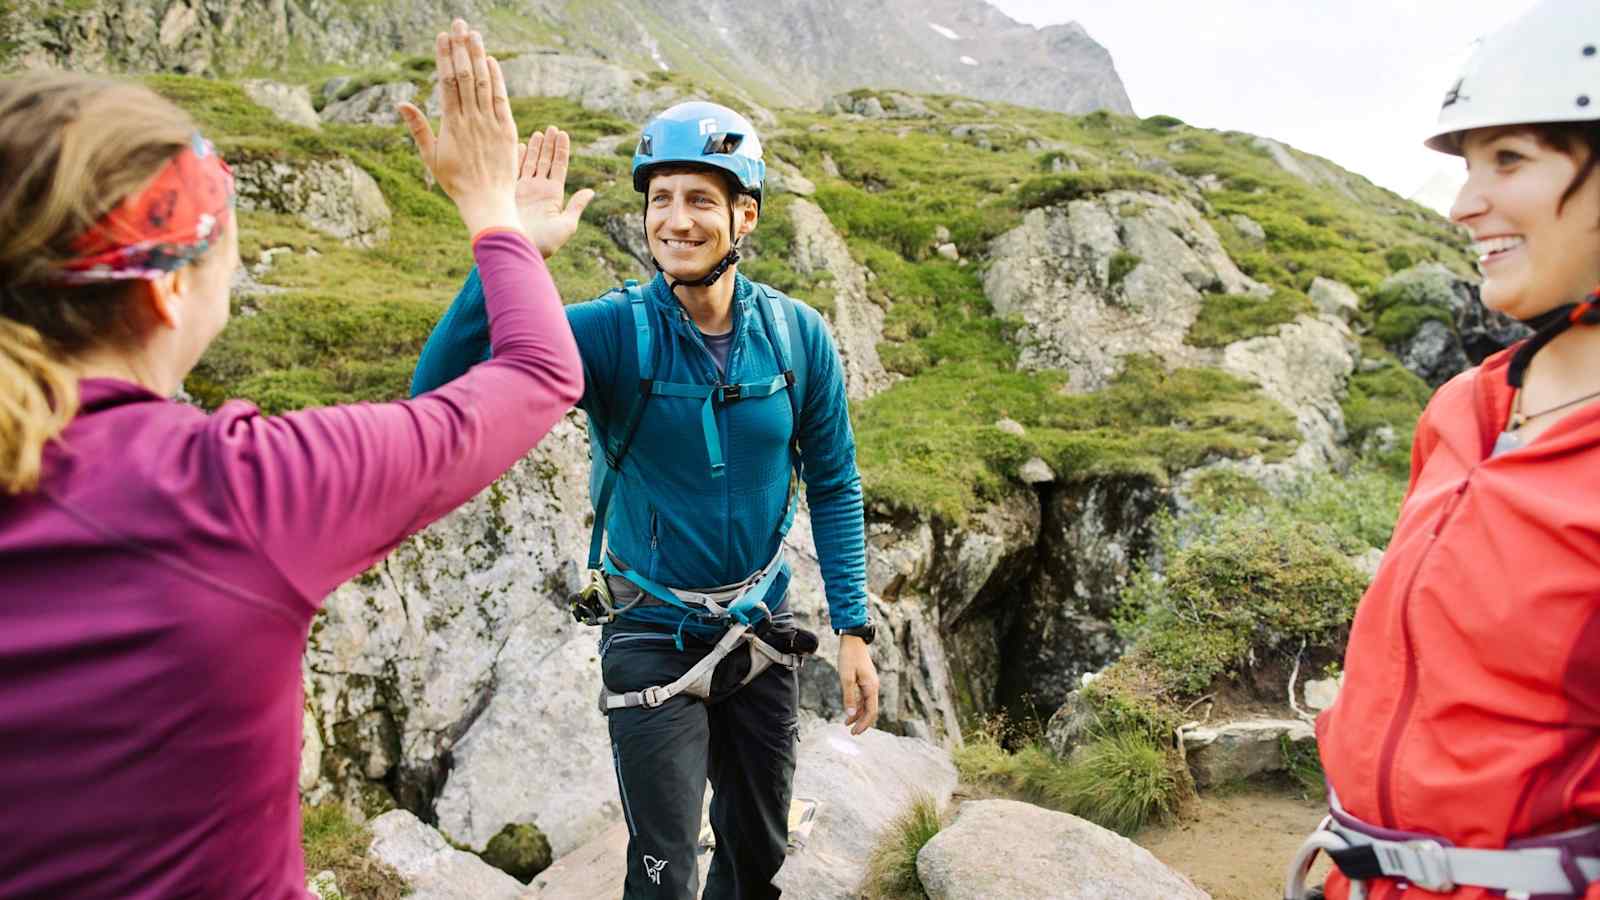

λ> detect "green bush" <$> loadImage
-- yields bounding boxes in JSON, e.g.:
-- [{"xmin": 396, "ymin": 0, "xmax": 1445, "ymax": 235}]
[
  {"xmin": 1016, "ymin": 170, "xmax": 1176, "ymax": 209},
  {"xmin": 863, "ymin": 794, "xmax": 943, "ymax": 900}
]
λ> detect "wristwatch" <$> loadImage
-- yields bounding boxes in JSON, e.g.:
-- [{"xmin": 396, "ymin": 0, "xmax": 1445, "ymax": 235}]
[{"xmin": 835, "ymin": 620, "xmax": 876, "ymax": 645}]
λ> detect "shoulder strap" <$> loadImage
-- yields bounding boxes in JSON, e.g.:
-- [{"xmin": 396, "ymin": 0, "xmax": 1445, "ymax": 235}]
[
  {"xmin": 586, "ymin": 281, "xmax": 653, "ymax": 571},
  {"xmin": 752, "ymin": 284, "xmax": 803, "ymax": 448}
]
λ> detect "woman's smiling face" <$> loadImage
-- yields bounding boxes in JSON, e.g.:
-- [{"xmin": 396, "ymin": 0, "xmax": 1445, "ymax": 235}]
[{"xmin": 1451, "ymin": 126, "xmax": 1600, "ymax": 320}]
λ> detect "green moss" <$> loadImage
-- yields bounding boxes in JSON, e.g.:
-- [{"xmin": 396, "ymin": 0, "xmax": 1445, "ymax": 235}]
[
  {"xmin": 1185, "ymin": 288, "xmax": 1316, "ymax": 348},
  {"xmin": 301, "ymin": 803, "xmax": 407, "ymax": 900},
  {"xmin": 1016, "ymin": 170, "xmax": 1177, "ymax": 209},
  {"xmin": 1373, "ymin": 303, "xmax": 1453, "ymax": 344},
  {"xmin": 853, "ymin": 354, "xmax": 1299, "ymax": 524},
  {"xmin": 480, "ymin": 822, "xmax": 553, "ymax": 883},
  {"xmin": 1342, "ymin": 355, "xmax": 1435, "ymax": 472},
  {"xmin": 1107, "ymin": 251, "xmax": 1141, "ymax": 289}
]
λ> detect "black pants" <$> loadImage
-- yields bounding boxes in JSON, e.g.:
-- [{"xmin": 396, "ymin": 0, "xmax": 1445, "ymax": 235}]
[{"xmin": 601, "ymin": 618, "xmax": 800, "ymax": 900}]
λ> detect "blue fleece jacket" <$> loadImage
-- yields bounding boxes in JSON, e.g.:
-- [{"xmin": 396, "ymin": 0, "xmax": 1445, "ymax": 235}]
[{"xmin": 411, "ymin": 270, "xmax": 869, "ymax": 635}]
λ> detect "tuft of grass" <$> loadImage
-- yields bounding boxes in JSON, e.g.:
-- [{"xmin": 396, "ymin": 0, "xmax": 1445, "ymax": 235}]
[
  {"xmin": 1107, "ymin": 250, "xmax": 1141, "ymax": 289},
  {"xmin": 301, "ymin": 803, "xmax": 407, "ymax": 900},
  {"xmin": 1016, "ymin": 170, "xmax": 1177, "ymax": 209},
  {"xmin": 862, "ymin": 794, "xmax": 943, "ymax": 900},
  {"xmin": 1185, "ymin": 288, "xmax": 1316, "ymax": 348},
  {"xmin": 1061, "ymin": 731, "xmax": 1184, "ymax": 835},
  {"xmin": 1281, "ymin": 734, "xmax": 1328, "ymax": 802}
]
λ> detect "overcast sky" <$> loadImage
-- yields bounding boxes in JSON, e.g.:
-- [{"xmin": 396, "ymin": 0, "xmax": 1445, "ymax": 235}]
[{"xmin": 984, "ymin": 0, "xmax": 1541, "ymax": 210}]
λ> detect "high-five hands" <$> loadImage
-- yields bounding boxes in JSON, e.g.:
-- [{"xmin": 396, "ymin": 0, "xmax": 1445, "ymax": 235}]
[
  {"xmin": 516, "ymin": 126, "xmax": 595, "ymax": 259},
  {"xmin": 396, "ymin": 19, "xmax": 521, "ymax": 238}
]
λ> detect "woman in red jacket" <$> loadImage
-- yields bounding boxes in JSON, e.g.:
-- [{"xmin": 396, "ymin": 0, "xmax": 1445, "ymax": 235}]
[
  {"xmin": 1290, "ymin": 1, "xmax": 1600, "ymax": 898},
  {"xmin": 0, "ymin": 20, "xmax": 587, "ymax": 900}
]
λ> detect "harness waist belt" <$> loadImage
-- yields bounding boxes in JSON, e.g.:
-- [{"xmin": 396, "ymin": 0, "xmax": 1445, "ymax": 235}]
[{"xmin": 1284, "ymin": 788, "xmax": 1600, "ymax": 900}]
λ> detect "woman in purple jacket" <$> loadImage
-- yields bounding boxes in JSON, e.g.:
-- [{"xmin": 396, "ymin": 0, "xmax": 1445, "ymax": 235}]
[{"xmin": 0, "ymin": 20, "xmax": 586, "ymax": 899}]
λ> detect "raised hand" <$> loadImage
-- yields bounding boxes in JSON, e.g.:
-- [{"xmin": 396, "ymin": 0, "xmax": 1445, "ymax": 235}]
[
  {"xmin": 516, "ymin": 126, "xmax": 595, "ymax": 259},
  {"xmin": 396, "ymin": 19, "xmax": 521, "ymax": 238}
]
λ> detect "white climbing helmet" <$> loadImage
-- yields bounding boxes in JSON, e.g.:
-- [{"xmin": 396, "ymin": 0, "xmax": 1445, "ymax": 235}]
[{"xmin": 1425, "ymin": 0, "xmax": 1600, "ymax": 155}]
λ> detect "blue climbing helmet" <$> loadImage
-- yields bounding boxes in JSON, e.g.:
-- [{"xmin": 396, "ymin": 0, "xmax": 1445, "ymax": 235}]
[
  {"xmin": 631, "ymin": 101, "xmax": 766, "ymax": 207},
  {"xmin": 631, "ymin": 101, "xmax": 766, "ymax": 290}
]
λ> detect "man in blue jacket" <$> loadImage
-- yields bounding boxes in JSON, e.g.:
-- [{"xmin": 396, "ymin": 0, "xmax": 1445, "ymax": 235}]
[{"xmin": 411, "ymin": 102, "xmax": 879, "ymax": 900}]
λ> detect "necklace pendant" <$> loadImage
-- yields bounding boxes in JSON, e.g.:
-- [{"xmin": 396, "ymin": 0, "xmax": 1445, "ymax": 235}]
[
  {"xmin": 1508, "ymin": 413, "xmax": 1526, "ymax": 431},
  {"xmin": 1492, "ymin": 430, "xmax": 1524, "ymax": 456}
]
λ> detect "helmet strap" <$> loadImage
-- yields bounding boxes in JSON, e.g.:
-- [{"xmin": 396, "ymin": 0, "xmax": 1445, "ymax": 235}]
[{"xmin": 1506, "ymin": 287, "xmax": 1600, "ymax": 389}]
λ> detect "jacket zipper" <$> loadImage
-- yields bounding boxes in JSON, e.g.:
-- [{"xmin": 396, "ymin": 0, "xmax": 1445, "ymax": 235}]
[{"xmin": 1375, "ymin": 472, "xmax": 1473, "ymax": 827}]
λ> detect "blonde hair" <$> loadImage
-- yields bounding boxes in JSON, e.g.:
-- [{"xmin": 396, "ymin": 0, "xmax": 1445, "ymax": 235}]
[{"xmin": 0, "ymin": 74, "xmax": 196, "ymax": 493}]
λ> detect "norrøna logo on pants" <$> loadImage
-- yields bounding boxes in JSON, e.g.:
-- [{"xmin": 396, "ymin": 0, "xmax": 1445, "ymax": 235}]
[{"xmin": 644, "ymin": 855, "xmax": 668, "ymax": 884}]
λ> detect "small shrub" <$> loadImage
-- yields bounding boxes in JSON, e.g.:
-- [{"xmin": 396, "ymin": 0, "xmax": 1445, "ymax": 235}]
[
  {"xmin": 481, "ymin": 822, "xmax": 553, "ymax": 882},
  {"xmin": 1281, "ymin": 734, "xmax": 1328, "ymax": 802},
  {"xmin": 1062, "ymin": 732, "xmax": 1184, "ymax": 835},
  {"xmin": 862, "ymin": 794, "xmax": 943, "ymax": 900}
]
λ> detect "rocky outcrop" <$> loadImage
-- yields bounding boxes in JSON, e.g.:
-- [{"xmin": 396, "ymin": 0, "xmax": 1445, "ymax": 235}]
[
  {"xmin": 1251, "ymin": 137, "xmax": 1359, "ymax": 201},
  {"xmin": 321, "ymin": 82, "xmax": 417, "ymax": 127},
  {"xmin": 232, "ymin": 154, "xmax": 392, "ymax": 247},
  {"xmin": 495, "ymin": 53, "xmax": 680, "ymax": 123},
  {"xmin": 772, "ymin": 724, "xmax": 959, "ymax": 900},
  {"xmin": 1000, "ymin": 475, "xmax": 1169, "ymax": 717},
  {"xmin": 916, "ymin": 799, "xmax": 1210, "ymax": 900},
  {"xmin": 1308, "ymin": 277, "xmax": 1361, "ymax": 324},
  {"xmin": 985, "ymin": 191, "xmax": 1264, "ymax": 391},
  {"xmin": 1220, "ymin": 314, "xmax": 1358, "ymax": 469},
  {"xmin": 1380, "ymin": 264, "xmax": 1529, "ymax": 387},
  {"xmin": 3, "ymin": 0, "xmax": 492, "ymax": 75},
  {"xmin": 784, "ymin": 199, "xmax": 893, "ymax": 400},
  {"xmin": 241, "ymin": 79, "xmax": 320, "ymax": 129},
  {"xmin": 366, "ymin": 810, "xmax": 526, "ymax": 900}
]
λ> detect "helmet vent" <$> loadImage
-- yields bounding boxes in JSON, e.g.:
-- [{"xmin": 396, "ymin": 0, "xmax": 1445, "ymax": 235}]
[
  {"xmin": 1585, "ymin": 44, "xmax": 1597, "ymax": 56},
  {"xmin": 1580, "ymin": 95, "xmax": 1593, "ymax": 107},
  {"xmin": 638, "ymin": 135, "xmax": 654, "ymax": 157},
  {"xmin": 702, "ymin": 132, "xmax": 744, "ymax": 155}
]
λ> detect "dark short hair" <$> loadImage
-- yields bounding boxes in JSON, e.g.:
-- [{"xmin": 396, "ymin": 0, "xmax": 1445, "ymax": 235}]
[{"xmin": 1527, "ymin": 121, "xmax": 1600, "ymax": 217}]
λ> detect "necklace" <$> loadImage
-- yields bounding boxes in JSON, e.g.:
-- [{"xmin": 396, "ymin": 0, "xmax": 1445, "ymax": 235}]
[{"xmin": 1508, "ymin": 384, "xmax": 1600, "ymax": 431}]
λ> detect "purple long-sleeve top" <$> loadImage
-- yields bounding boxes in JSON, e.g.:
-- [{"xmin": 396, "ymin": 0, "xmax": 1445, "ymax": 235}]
[{"xmin": 0, "ymin": 230, "xmax": 580, "ymax": 899}]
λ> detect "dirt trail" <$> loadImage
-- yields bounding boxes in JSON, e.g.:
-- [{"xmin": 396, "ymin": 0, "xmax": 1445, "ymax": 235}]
[{"xmin": 1136, "ymin": 787, "xmax": 1332, "ymax": 900}]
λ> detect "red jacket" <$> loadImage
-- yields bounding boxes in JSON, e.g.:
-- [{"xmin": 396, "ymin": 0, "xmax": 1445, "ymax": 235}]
[{"xmin": 1318, "ymin": 346, "xmax": 1600, "ymax": 900}]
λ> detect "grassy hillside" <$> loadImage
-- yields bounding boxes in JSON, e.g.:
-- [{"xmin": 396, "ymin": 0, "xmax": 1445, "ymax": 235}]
[{"xmin": 146, "ymin": 61, "xmax": 1460, "ymax": 522}]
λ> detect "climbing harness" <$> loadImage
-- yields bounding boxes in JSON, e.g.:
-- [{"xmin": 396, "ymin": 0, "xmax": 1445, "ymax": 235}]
[{"xmin": 1284, "ymin": 788, "xmax": 1600, "ymax": 899}]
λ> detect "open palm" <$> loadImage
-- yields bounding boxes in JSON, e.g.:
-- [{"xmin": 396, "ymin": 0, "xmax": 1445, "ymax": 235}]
[{"xmin": 516, "ymin": 126, "xmax": 595, "ymax": 259}]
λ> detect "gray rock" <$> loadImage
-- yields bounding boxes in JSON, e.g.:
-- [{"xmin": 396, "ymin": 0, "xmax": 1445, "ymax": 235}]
[
  {"xmin": 1349, "ymin": 547, "xmax": 1385, "ymax": 582},
  {"xmin": 1304, "ymin": 675, "xmax": 1342, "ymax": 712},
  {"xmin": 771, "ymin": 724, "xmax": 959, "ymax": 900},
  {"xmin": 306, "ymin": 870, "xmax": 343, "ymax": 900},
  {"xmin": 935, "ymin": 242, "xmax": 960, "ymax": 261},
  {"xmin": 241, "ymin": 80, "xmax": 320, "ymax": 130},
  {"xmin": 320, "ymin": 81, "xmax": 417, "ymax": 126},
  {"xmin": 232, "ymin": 155, "xmax": 391, "ymax": 247},
  {"xmin": 321, "ymin": 77, "xmax": 354, "ymax": 104},
  {"xmin": 1401, "ymin": 319, "xmax": 1467, "ymax": 387},
  {"xmin": 1229, "ymin": 213, "xmax": 1266, "ymax": 245},
  {"xmin": 767, "ymin": 158, "xmax": 816, "ymax": 197},
  {"xmin": 785, "ymin": 199, "xmax": 893, "ymax": 399},
  {"xmin": 495, "ymin": 53, "xmax": 680, "ymax": 122},
  {"xmin": 602, "ymin": 211, "xmax": 654, "ymax": 278},
  {"xmin": 1380, "ymin": 264, "xmax": 1528, "ymax": 386},
  {"xmin": 916, "ymin": 799, "xmax": 1209, "ymax": 900},
  {"xmin": 1043, "ymin": 687, "xmax": 1097, "ymax": 758},
  {"xmin": 1018, "ymin": 457, "xmax": 1054, "ymax": 484},
  {"xmin": 367, "ymin": 810, "xmax": 525, "ymax": 900},
  {"xmin": 933, "ymin": 225, "xmax": 952, "ymax": 243},
  {"xmin": 985, "ymin": 191, "xmax": 1262, "ymax": 391},
  {"xmin": 1309, "ymin": 277, "xmax": 1362, "ymax": 323},
  {"xmin": 994, "ymin": 418, "xmax": 1026, "ymax": 437},
  {"xmin": 1183, "ymin": 719, "xmax": 1315, "ymax": 788},
  {"xmin": 1220, "ymin": 314, "xmax": 1357, "ymax": 470}
]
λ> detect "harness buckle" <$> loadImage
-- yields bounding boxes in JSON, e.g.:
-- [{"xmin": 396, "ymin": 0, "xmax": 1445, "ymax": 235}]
[
  {"xmin": 568, "ymin": 569, "xmax": 616, "ymax": 626},
  {"xmin": 1385, "ymin": 840, "xmax": 1455, "ymax": 893},
  {"xmin": 641, "ymin": 685, "xmax": 671, "ymax": 708},
  {"xmin": 719, "ymin": 383, "xmax": 742, "ymax": 403}
]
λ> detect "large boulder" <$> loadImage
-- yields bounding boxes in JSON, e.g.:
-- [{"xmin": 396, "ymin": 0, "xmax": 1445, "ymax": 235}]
[
  {"xmin": 302, "ymin": 415, "xmax": 592, "ymax": 823},
  {"xmin": 1183, "ymin": 719, "xmax": 1315, "ymax": 788},
  {"xmin": 772, "ymin": 724, "xmax": 959, "ymax": 900},
  {"xmin": 232, "ymin": 154, "xmax": 392, "ymax": 247},
  {"xmin": 366, "ymin": 810, "xmax": 525, "ymax": 900},
  {"xmin": 1377, "ymin": 264, "xmax": 1529, "ymax": 387},
  {"xmin": 985, "ymin": 191, "xmax": 1263, "ymax": 391},
  {"xmin": 785, "ymin": 199, "xmax": 893, "ymax": 399},
  {"xmin": 916, "ymin": 799, "xmax": 1210, "ymax": 900}
]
